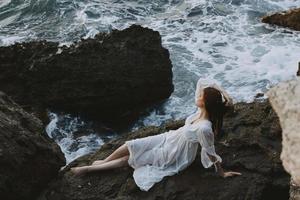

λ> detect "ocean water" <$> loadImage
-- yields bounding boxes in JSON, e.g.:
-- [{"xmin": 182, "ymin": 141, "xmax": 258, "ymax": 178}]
[{"xmin": 1, "ymin": 0, "xmax": 300, "ymax": 164}]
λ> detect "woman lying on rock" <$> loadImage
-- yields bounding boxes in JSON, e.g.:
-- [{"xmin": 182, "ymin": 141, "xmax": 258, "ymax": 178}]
[{"xmin": 70, "ymin": 78, "xmax": 242, "ymax": 191}]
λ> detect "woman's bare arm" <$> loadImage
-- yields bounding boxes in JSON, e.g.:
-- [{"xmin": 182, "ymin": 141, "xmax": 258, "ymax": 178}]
[
  {"xmin": 207, "ymin": 154, "xmax": 241, "ymax": 178},
  {"xmin": 209, "ymin": 83, "xmax": 233, "ymax": 106}
]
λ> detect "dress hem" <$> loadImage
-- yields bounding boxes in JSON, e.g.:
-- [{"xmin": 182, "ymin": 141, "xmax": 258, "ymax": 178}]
[{"xmin": 125, "ymin": 141, "xmax": 135, "ymax": 169}]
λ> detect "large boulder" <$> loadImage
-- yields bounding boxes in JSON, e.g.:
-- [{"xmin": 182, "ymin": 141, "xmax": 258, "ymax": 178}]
[
  {"xmin": 262, "ymin": 8, "xmax": 300, "ymax": 31},
  {"xmin": 0, "ymin": 24, "xmax": 174, "ymax": 129},
  {"xmin": 38, "ymin": 100, "xmax": 290, "ymax": 200},
  {"xmin": 0, "ymin": 91, "xmax": 65, "ymax": 200},
  {"xmin": 267, "ymin": 77, "xmax": 300, "ymax": 200}
]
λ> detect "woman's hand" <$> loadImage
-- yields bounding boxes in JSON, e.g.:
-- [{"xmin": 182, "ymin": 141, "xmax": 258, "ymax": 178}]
[
  {"xmin": 220, "ymin": 171, "xmax": 242, "ymax": 178},
  {"xmin": 208, "ymin": 154, "xmax": 241, "ymax": 178},
  {"xmin": 210, "ymin": 83, "xmax": 233, "ymax": 106}
]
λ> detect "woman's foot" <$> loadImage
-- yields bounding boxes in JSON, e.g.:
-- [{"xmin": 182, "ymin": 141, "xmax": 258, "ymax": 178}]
[
  {"xmin": 92, "ymin": 160, "xmax": 106, "ymax": 166},
  {"xmin": 70, "ymin": 166, "xmax": 89, "ymax": 177}
]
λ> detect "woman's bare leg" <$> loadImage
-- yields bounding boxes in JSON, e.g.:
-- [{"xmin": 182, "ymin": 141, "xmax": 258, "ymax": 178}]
[
  {"xmin": 92, "ymin": 143, "xmax": 130, "ymax": 165},
  {"xmin": 71, "ymin": 155, "xmax": 129, "ymax": 176}
]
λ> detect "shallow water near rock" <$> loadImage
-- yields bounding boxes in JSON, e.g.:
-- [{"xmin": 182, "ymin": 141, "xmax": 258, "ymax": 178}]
[
  {"xmin": 1, "ymin": 0, "xmax": 300, "ymax": 162},
  {"xmin": 46, "ymin": 111, "xmax": 118, "ymax": 164}
]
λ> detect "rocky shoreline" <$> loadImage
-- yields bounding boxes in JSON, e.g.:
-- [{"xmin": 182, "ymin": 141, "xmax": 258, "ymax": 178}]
[
  {"xmin": 0, "ymin": 24, "xmax": 174, "ymax": 200},
  {"xmin": 0, "ymin": 24, "xmax": 174, "ymax": 131},
  {"xmin": 262, "ymin": 7, "xmax": 300, "ymax": 200},
  {"xmin": 0, "ymin": 87, "xmax": 295, "ymax": 200},
  {"xmin": 1, "ymin": 6, "xmax": 300, "ymax": 200},
  {"xmin": 37, "ymin": 99, "xmax": 290, "ymax": 200}
]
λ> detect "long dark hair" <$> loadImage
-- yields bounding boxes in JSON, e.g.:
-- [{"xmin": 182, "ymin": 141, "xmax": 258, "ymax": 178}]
[{"xmin": 203, "ymin": 87, "xmax": 229, "ymax": 137}]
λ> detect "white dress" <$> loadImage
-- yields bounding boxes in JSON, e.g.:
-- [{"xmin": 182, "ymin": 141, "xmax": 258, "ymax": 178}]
[
  {"xmin": 125, "ymin": 79, "xmax": 227, "ymax": 191},
  {"xmin": 125, "ymin": 78, "xmax": 223, "ymax": 191}
]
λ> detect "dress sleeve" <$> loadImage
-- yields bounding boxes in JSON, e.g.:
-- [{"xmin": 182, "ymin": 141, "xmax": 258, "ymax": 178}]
[
  {"xmin": 195, "ymin": 78, "xmax": 216, "ymax": 103},
  {"xmin": 197, "ymin": 125, "xmax": 222, "ymax": 168},
  {"xmin": 195, "ymin": 77, "xmax": 233, "ymax": 106},
  {"xmin": 184, "ymin": 111, "xmax": 198, "ymax": 125}
]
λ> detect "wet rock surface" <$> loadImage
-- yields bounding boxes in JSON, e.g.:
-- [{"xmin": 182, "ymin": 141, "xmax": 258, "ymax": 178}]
[
  {"xmin": 262, "ymin": 8, "xmax": 300, "ymax": 31},
  {"xmin": 0, "ymin": 91, "xmax": 65, "ymax": 200},
  {"xmin": 38, "ymin": 100, "xmax": 290, "ymax": 200},
  {"xmin": 0, "ymin": 24, "xmax": 174, "ymax": 129}
]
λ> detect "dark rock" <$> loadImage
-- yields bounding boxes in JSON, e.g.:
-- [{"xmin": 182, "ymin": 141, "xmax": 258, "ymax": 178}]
[
  {"xmin": 0, "ymin": 24, "xmax": 174, "ymax": 130},
  {"xmin": 255, "ymin": 92, "xmax": 264, "ymax": 98},
  {"xmin": 297, "ymin": 62, "xmax": 300, "ymax": 76},
  {"xmin": 0, "ymin": 91, "xmax": 65, "ymax": 200},
  {"xmin": 261, "ymin": 8, "xmax": 300, "ymax": 31},
  {"xmin": 38, "ymin": 100, "xmax": 290, "ymax": 200}
]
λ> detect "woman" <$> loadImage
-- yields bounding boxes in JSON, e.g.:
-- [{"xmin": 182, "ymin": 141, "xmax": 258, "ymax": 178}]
[{"xmin": 70, "ymin": 78, "xmax": 242, "ymax": 191}]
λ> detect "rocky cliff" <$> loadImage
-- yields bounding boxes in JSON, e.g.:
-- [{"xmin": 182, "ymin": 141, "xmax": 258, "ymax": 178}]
[
  {"xmin": 262, "ymin": 9, "xmax": 300, "ymax": 198},
  {"xmin": 0, "ymin": 91, "xmax": 65, "ymax": 200},
  {"xmin": 37, "ymin": 100, "xmax": 290, "ymax": 200},
  {"xmin": 267, "ymin": 77, "xmax": 300, "ymax": 200},
  {"xmin": 0, "ymin": 24, "xmax": 174, "ymax": 130}
]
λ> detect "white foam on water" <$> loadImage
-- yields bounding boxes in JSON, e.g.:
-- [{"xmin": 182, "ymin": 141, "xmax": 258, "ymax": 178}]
[
  {"xmin": 0, "ymin": 0, "xmax": 11, "ymax": 8},
  {"xmin": 128, "ymin": 0, "xmax": 300, "ymax": 129},
  {"xmin": 2, "ymin": 0, "xmax": 300, "ymax": 160},
  {"xmin": 62, "ymin": 134, "xmax": 104, "ymax": 164},
  {"xmin": 0, "ymin": 35, "xmax": 25, "ymax": 45},
  {"xmin": 0, "ymin": 12, "xmax": 21, "ymax": 28},
  {"xmin": 269, "ymin": 0, "xmax": 300, "ymax": 9},
  {"xmin": 45, "ymin": 111, "xmax": 109, "ymax": 165},
  {"xmin": 45, "ymin": 112, "xmax": 59, "ymax": 138}
]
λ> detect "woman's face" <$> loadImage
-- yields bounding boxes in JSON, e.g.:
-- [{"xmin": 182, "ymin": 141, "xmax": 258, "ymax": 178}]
[{"xmin": 196, "ymin": 89, "xmax": 205, "ymax": 108}]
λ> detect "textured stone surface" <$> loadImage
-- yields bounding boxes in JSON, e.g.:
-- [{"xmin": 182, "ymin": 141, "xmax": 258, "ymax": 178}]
[
  {"xmin": 0, "ymin": 24, "xmax": 174, "ymax": 129},
  {"xmin": 38, "ymin": 100, "xmax": 290, "ymax": 200},
  {"xmin": 0, "ymin": 91, "xmax": 65, "ymax": 200},
  {"xmin": 267, "ymin": 77, "xmax": 300, "ymax": 199},
  {"xmin": 290, "ymin": 179, "xmax": 300, "ymax": 200},
  {"xmin": 262, "ymin": 8, "xmax": 300, "ymax": 31},
  {"xmin": 267, "ymin": 78, "xmax": 300, "ymax": 185}
]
